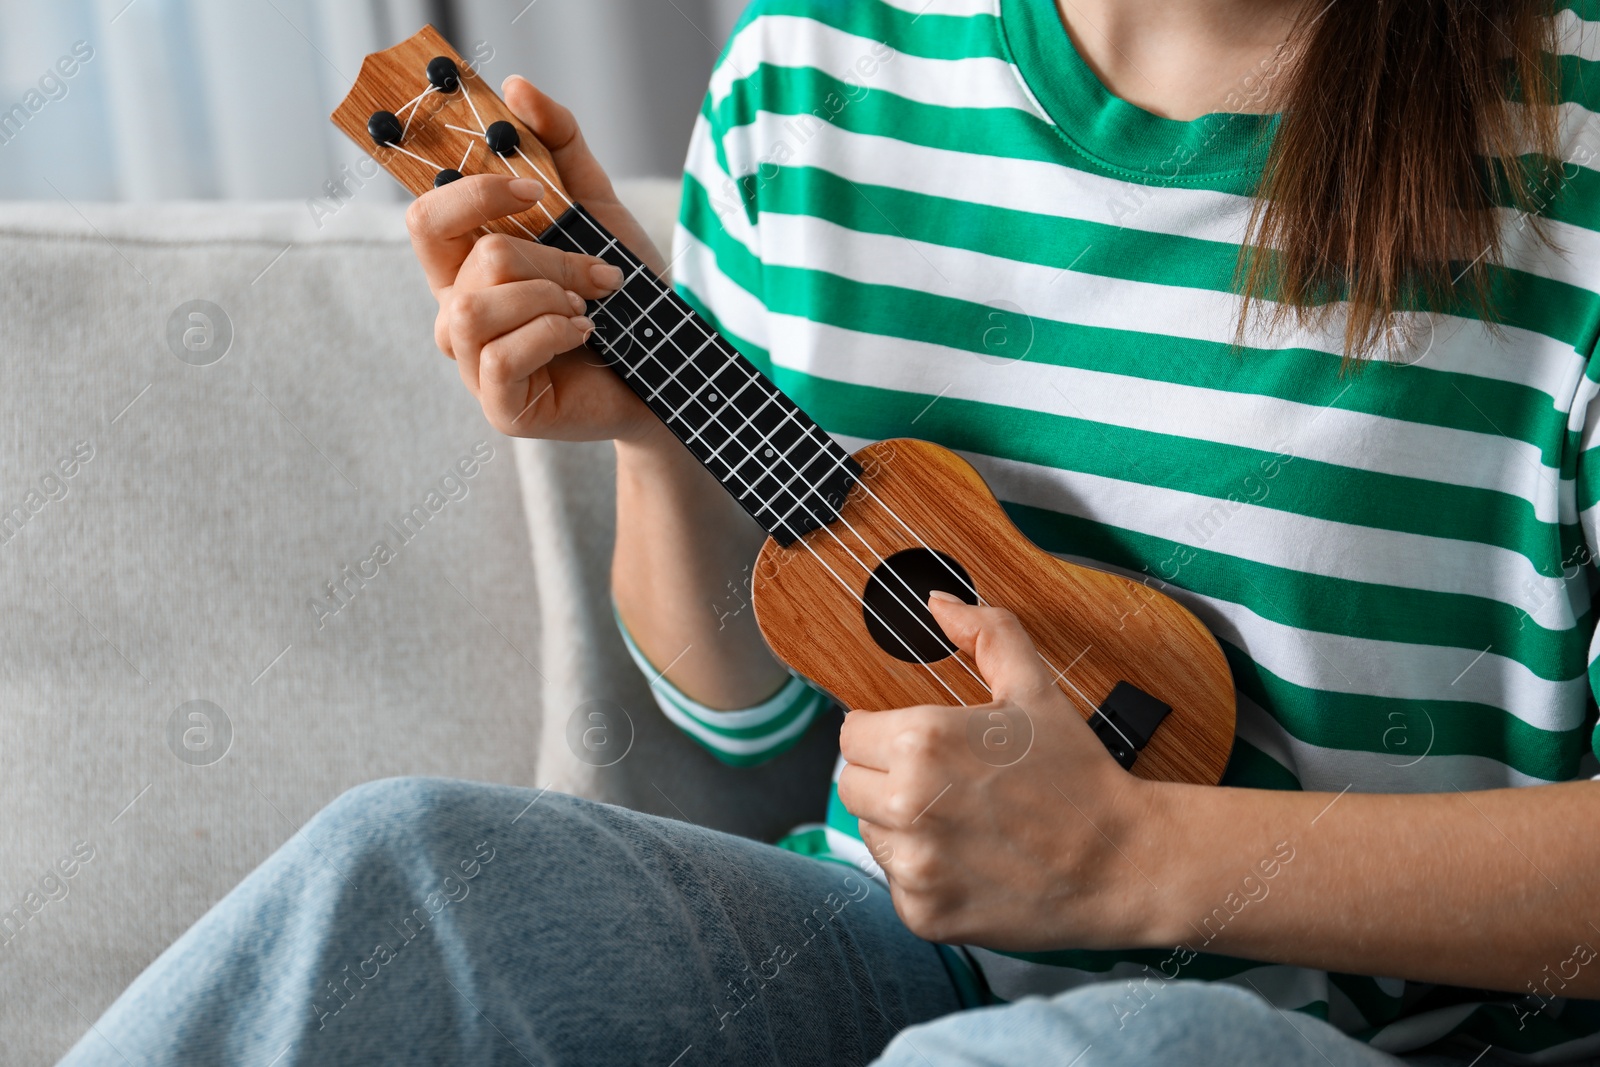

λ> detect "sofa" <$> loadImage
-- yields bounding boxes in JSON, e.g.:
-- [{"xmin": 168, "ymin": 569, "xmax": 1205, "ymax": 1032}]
[{"xmin": 0, "ymin": 182, "xmax": 839, "ymax": 1064}]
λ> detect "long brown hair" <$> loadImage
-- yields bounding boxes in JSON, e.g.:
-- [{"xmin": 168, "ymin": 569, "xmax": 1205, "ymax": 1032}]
[{"xmin": 1238, "ymin": 0, "xmax": 1564, "ymax": 361}]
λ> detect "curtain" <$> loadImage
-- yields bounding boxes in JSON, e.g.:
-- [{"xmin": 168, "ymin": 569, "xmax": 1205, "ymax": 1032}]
[{"xmin": 0, "ymin": 0, "xmax": 745, "ymax": 201}]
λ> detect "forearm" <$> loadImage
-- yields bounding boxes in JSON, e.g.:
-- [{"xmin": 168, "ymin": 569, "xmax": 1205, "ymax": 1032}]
[
  {"xmin": 1120, "ymin": 778, "xmax": 1600, "ymax": 997},
  {"xmin": 611, "ymin": 425, "xmax": 789, "ymax": 710}
]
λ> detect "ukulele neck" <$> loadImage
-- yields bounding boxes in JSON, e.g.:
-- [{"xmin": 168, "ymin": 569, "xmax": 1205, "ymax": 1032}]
[{"xmin": 538, "ymin": 204, "xmax": 860, "ymax": 546}]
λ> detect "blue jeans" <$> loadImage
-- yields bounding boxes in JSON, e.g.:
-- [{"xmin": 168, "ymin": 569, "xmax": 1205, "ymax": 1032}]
[{"xmin": 59, "ymin": 778, "xmax": 1463, "ymax": 1066}]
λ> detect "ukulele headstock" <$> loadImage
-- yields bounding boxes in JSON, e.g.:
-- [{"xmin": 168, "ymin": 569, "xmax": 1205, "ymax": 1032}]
[{"xmin": 330, "ymin": 25, "xmax": 570, "ymax": 239}]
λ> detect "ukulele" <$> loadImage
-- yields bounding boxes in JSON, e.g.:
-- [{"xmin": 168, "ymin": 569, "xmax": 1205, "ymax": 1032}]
[{"xmin": 333, "ymin": 27, "xmax": 1237, "ymax": 786}]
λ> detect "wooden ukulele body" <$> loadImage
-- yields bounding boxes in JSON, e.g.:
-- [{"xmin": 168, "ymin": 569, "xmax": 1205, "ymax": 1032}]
[{"xmin": 753, "ymin": 439, "xmax": 1236, "ymax": 786}]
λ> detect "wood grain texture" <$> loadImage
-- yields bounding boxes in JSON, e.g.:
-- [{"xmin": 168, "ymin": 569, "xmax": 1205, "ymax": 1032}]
[
  {"xmin": 753, "ymin": 439, "xmax": 1237, "ymax": 786},
  {"xmin": 330, "ymin": 25, "xmax": 570, "ymax": 239}
]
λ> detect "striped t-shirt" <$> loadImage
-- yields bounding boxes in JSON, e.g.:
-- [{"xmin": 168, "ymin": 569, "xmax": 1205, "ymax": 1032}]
[{"xmin": 616, "ymin": 0, "xmax": 1600, "ymax": 1058}]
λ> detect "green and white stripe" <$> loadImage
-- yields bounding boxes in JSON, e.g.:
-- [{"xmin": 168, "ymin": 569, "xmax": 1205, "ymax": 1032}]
[
  {"xmin": 618, "ymin": 0, "xmax": 1600, "ymax": 1057},
  {"xmin": 615, "ymin": 608, "xmax": 829, "ymax": 766}
]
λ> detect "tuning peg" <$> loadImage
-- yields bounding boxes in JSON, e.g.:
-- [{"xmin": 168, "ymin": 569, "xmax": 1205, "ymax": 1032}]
[
  {"xmin": 434, "ymin": 169, "xmax": 464, "ymax": 187},
  {"xmin": 485, "ymin": 121, "xmax": 520, "ymax": 156},
  {"xmin": 366, "ymin": 110, "xmax": 403, "ymax": 146},
  {"xmin": 426, "ymin": 56, "xmax": 460, "ymax": 93}
]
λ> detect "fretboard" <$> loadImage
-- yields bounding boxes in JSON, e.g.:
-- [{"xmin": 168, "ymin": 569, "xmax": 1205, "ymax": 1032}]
[{"xmin": 539, "ymin": 204, "xmax": 860, "ymax": 545}]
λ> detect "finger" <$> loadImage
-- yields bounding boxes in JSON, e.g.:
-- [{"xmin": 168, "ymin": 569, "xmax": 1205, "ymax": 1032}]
[
  {"xmin": 450, "ymin": 278, "xmax": 585, "ymax": 375},
  {"xmin": 502, "ymin": 77, "xmax": 618, "ymax": 206},
  {"xmin": 450, "ymin": 279, "xmax": 584, "ymax": 393},
  {"xmin": 479, "ymin": 314, "xmax": 595, "ymax": 433},
  {"xmin": 434, "ymin": 286, "xmax": 456, "ymax": 359},
  {"xmin": 855, "ymin": 819, "xmax": 900, "ymax": 872},
  {"xmin": 456, "ymin": 232, "xmax": 625, "ymax": 299},
  {"xmin": 927, "ymin": 594, "xmax": 1055, "ymax": 701},
  {"xmin": 836, "ymin": 762, "xmax": 896, "ymax": 826},
  {"xmin": 406, "ymin": 174, "xmax": 546, "ymax": 294},
  {"xmin": 839, "ymin": 707, "xmax": 935, "ymax": 772}
]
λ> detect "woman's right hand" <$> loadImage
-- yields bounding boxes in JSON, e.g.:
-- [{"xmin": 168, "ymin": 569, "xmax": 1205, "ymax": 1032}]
[{"xmin": 405, "ymin": 76, "xmax": 669, "ymax": 446}]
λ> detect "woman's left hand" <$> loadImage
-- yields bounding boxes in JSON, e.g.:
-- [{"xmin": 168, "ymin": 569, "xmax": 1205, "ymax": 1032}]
[{"xmin": 837, "ymin": 593, "xmax": 1160, "ymax": 951}]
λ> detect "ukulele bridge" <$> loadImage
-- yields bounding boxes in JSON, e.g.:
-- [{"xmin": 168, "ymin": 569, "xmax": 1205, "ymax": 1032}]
[{"xmin": 1087, "ymin": 681, "xmax": 1172, "ymax": 770}]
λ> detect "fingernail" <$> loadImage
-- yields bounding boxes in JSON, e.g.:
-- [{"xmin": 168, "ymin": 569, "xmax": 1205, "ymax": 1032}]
[
  {"xmin": 591, "ymin": 264, "xmax": 625, "ymax": 290},
  {"xmin": 565, "ymin": 289, "xmax": 585, "ymax": 314},
  {"xmin": 570, "ymin": 315, "xmax": 594, "ymax": 335},
  {"xmin": 507, "ymin": 177, "xmax": 544, "ymax": 201},
  {"xmin": 928, "ymin": 590, "xmax": 962, "ymax": 604}
]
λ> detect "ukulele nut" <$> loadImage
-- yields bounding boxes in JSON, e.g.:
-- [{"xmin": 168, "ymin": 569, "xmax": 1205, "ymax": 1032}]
[
  {"xmin": 485, "ymin": 120, "xmax": 520, "ymax": 156},
  {"xmin": 426, "ymin": 56, "xmax": 460, "ymax": 92},
  {"xmin": 366, "ymin": 110, "xmax": 403, "ymax": 147}
]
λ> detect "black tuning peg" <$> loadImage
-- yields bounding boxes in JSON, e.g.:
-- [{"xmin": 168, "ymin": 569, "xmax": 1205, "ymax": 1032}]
[
  {"xmin": 426, "ymin": 56, "xmax": 459, "ymax": 92},
  {"xmin": 485, "ymin": 120, "xmax": 520, "ymax": 156},
  {"xmin": 367, "ymin": 110, "xmax": 403, "ymax": 146}
]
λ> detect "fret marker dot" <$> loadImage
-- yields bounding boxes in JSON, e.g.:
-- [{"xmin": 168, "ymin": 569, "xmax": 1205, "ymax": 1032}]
[
  {"xmin": 764, "ymin": 448, "xmax": 775, "ymax": 457},
  {"xmin": 707, "ymin": 393, "xmax": 717, "ymax": 402}
]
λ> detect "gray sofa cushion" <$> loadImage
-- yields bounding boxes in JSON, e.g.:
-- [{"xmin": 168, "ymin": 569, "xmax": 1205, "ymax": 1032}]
[{"xmin": 0, "ymin": 187, "xmax": 834, "ymax": 1065}]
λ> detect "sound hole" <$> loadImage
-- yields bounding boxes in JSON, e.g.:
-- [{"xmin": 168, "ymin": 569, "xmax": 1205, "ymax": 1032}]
[{"xmin": 862, "ymin": 549, "xmax": 978, "ymax": 663}]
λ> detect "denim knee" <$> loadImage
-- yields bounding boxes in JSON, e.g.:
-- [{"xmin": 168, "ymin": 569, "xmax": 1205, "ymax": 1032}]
[
  {"xmin": 308, "ymin": 776, "xmax": 464, "ymax": 836},
  {"xmin": 294, "ymin": 777, "xmax": 514, "ymax": 879},
  {"xmin": 1056, "ymin": 978, "xmax": 1276, "ymax": 1040},
  {"xmin": 882, "ymin": 981, "xmax": 1385, "ymax": 1067}
]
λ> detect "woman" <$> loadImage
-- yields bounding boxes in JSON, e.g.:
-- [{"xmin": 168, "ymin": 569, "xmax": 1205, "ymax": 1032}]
[{"xmin": 62, "ymin": 0, "xmax": 1600, "ymax": 1063}]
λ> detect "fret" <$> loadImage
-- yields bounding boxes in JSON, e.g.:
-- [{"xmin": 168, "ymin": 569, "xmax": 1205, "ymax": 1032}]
[
  {"xmin": 657, "ymin": 363, "xmax": 842, "ymax": 535},
  {"xmin": 666, "ymin": 369, "xmax": 719, "ymax": 421},
  {"xmin": 610, "ymin": 292, "xmax": 794, "ymax": 469},
  {"xmin": 727, "ymin": 410, "xmax": 816, "ymax": 510},
  {"xmin": 687, "ymin": 399, "xmax": 822, "ymax": 527},
  {"xmin": 633, "ymin": 340, "xmax": 697, "ymax": 406},
  {"xmin": 655, "ymin": 306, "xmax": 696, "ymax": 346},
  {"xmin": 654, "ymin": 335, "xmax": 719, "ymax": 408},
  {"xmin": 684, "ymin": 364, "xmax": 769, "ymax": 449},
  {"xmin": 699, "ymin": 388, "xmax": 784, "ymax": 466},
  {"xmin": 646, "ymin": 366, "xmax": 703, "ymax": 420},
  {"xmin": 607, "ymin": 276, "xmax": 672, "ymax": 331},
  {"xmin": 539, "ymin": 203, "xmax": 858, "ymax": 544},
  {"xmin": 692, "ymin": 391, "xmax": 790, "ymax": 486},
  {"xmin": 752, "ymin": 449, "xmax": 844, "ymax": 522},
  {"xmin": 730, "ymin": 403, "xmax": 811, "ymax": 495},
  {"xmin": 657, "ymin": 334, "xmax": 774, "ymax": 448}
]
